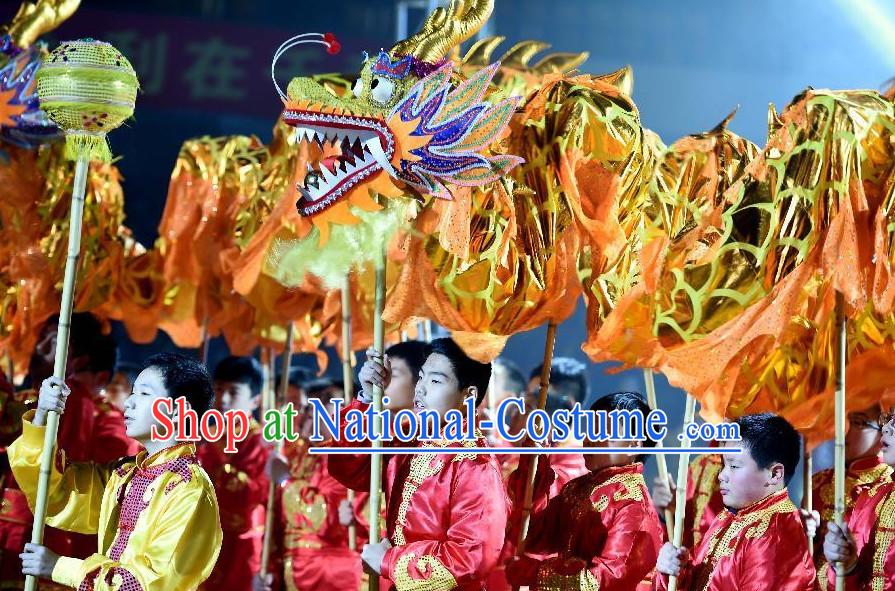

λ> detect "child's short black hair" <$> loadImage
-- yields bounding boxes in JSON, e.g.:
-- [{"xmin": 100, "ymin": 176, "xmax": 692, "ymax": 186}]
[
  {"xmin": 530, "ymin": 357, "xmax": 589, "ymax": 404},
  {"xmin": 386, "ymin": 340, "xmax": 428, "ymax": 384},
  {"xmin": 735, "ymin": 413, "xmax": 801, "ymax": 485},
  {"xmin": 305, "ymin": 377, "xmax": 339, "ymax": 405},
  {"xmin": 54, "ymin": 312, "xmax": 118, "ymax": 377},
  {"xmin": 493, "ymin": 358, "xmax": 526, "ymax": 396},
  {"xmin": 426, "ymin": 338, "xmax": 492, "ymax": 406},
  {"xmin": 213, "ymin": 356, "xmax": 263, "ymax": 396},
  {"xmin": 589, "ymin": 391, "xmax": 656, "ymax": 463},
  {"xmin": 114, "ymin": 361, "xmax": 141, "ymax": 383},
  {"xmin": 142, "ymin": 353, "xmax": 214, "ymax": 415},
  {"xmin": 546, "ymin": 391, "xmax": 574, "ymax": 413},
  {"xmin": 306, "ymin": 377, "xmax": 335, "ymax": 396},
  {"xmin": 277, "ymin": 366, "xmax": 315, "ymax": 391}
]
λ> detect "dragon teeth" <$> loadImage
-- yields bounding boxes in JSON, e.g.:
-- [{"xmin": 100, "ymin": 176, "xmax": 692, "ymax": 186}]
[
  {"xmin": 364, "ymin": 137, "xmax": 397, "ymax": 177},
  {"xmin": 319, "ymin": 162, "xmax": 337, "ymax": 185},
  {"xmin": 287, "ymin": 108, "xmax": 400, "ymax": 213}
]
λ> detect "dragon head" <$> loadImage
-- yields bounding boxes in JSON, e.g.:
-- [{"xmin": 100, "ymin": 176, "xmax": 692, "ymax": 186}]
[{"xmin": 278, "ymin": 0, "xmax": 522, "ymax": 239}]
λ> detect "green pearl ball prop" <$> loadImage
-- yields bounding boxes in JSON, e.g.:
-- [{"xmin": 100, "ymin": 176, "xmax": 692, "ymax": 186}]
[{"xmin": 36, "ymin": 39, "xmax": 139, "ymax": 162}]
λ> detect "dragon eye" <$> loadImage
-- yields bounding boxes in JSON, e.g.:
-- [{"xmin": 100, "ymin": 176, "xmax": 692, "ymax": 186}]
[
  {"xmin": 370, "ymin": 76, "xmax": 395, "ymax": 105},
  {"xmin": 352, "ymin": 78, "xmax": 364, "ymax": 98}
]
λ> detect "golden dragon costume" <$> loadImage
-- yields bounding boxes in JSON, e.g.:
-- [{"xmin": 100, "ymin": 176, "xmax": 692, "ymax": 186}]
[{"xmin": 589, "ymin": 88, "xmax": 895, "ymax": 441}]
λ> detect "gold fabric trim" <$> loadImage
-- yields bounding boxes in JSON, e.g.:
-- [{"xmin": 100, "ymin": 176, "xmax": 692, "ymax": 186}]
[
  {"xmin": 284, "ymin": 557, "xmax": 298, "ymax": 591},
  {"xmin": 590, "ymin": 472, "xmax": 645, "ymax": 513},
  {"xmin": 691, "ymin": 493, "xmax": 797, "ymax": 591},
  {"xmin": 817, "ymin": 561, "xmax": 831, "ymax": 590},
  {"xmin": 690, "ymin": 454, "xmax": 723, "ymax": 546},
  {"xmin": 392, "ymin": 552, "xmax": 458, "ymax": 591},
  {"xmin": 392, "ymin": 432, "xmax": 485, "ymax": 546},
  {"xmin": 536, "ymin": 557, "xmax": 601, "ymax": 590},
  {"xmin": 871, "ymin": 486, "xmax": 895, "ymax": 591},
  {"xmin": 392, "ymin": 455, "xmax": 445, "ymax": 546},
  {"xmin": 815, "ymin": 463, "xmax": 893, "ymax": 522},
  {"xmin": 553, "ymin": 466, "xmax": 647, "ymax": 554}
]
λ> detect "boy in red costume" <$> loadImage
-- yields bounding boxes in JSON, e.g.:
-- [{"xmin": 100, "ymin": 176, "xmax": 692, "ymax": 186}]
[
  {"xmin": 810, "ymin": 403, "xmax": 891, "ymax": 562},
  {"xmin": 506, "ymin": 391, "xmax": 664, "ymax": 591},
  {"xmin": 655, "ymin": 413, "xmax": 815, "ymax": 590},
  {"xmin": 819, "ymin": 409, "xmax": 895, "ymax": 590},
  {"xmin": 329, "ymin": 338, "xmax": 507, "ymax": 590},
  {"xmin": 652, "ymin": 450, "xmax": 725, "ymax": 548},
  {"xmin": 198, "ymin": 356, "xmax": 270, "ymax": 591},
  {"xmin": 261, "ymin": 383, "xmax": 371, "ymax": 591}
]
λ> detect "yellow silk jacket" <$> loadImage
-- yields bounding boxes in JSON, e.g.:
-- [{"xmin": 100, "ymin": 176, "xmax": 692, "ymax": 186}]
[{"xmin": 9, "ymin": 410, "xmax": 222, "ymax": 590}]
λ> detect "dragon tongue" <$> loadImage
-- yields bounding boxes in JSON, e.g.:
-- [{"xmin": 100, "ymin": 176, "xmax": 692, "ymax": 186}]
[{"xmin": 321, "ymin": 156, "xmax": 340, "ymax": 174}]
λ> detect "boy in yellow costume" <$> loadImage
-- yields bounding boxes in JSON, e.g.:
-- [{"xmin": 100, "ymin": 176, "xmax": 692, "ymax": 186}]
[{"xmin": 11, "ymin": 352, "xmax": 223, "ymax": 590}]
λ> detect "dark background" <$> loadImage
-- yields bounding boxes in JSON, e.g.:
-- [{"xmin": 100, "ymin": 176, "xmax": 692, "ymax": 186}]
[{"xmin": 5, "ymin": 0, "xmax": 894, "ymax": 496}]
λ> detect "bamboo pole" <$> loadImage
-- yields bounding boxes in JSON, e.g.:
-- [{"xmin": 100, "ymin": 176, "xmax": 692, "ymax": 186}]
[
  {"xmin": 199, "ymin": 315, "xmax": 210, "ymax": 365},
  {"xmin": 802, "ymin": 447, "xmax": 814, "ymax": 552},
  {"xmin": 834, "ymin": 293, "xmax": 846, "ymax": 591},
  {"xmin": 6, "ymin": 354, "xmax": 14, "ymax": 386},
  {"xmin": 261, "ymin": 350, "xmax": 269, "ymax": 411},
  {"xmin": 259, "ymin": 348, "xmax": 270, "ymax": 412},
  {"xmin": 367, "ymin": 246, "xmax": 387, "ymax": 591},
  {"xmin": 487, "ymin": 369, "xmax": 497, "ymax": 426},
  {"xmin": 267, "ymin": 348, "xmax": 277, "ymax": 412},
  {"xmin": 667, "ymin": 394, "xmax": 697, "ymax": 591},
  {"xmin": 514, "ymin": 320, "xmax": 559, "ymax": 557},
  {"xmin": 342, "ymin": 276, "xmax": 358, "ymax": 551},
  {"xmin": 259, "ymin": 324, "xmax": 294, "ymax": 580},
  {"xmin": 644, "ymin": 369, "xmax": 674, "ymax": 539},
  {"xmin": 25, "ymin": 154, "xmax": 89, "ymax": 591}
]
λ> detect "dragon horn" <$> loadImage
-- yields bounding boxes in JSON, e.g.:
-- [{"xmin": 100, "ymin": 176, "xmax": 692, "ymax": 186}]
[
  {"xmin": 391, "ymin": 0, "xmax": 493, "ymax": 64},
  {"xmin": 462, "ymin": 35, "xmax": 505, "ymax": 67},
  {"xmin": 2, "ymin": 0, "xmax": 81, "ymax": 49},
  {"xmin": 532, "ymin": 51, "xmax": 589, "ymax": 75},
  {"xmin": 596, "ymin": 65, "xmax": 634, "ymax": 96},
  {"xmin": 498, "ymin": 40, "xmax": 551, "ymax": 69}
]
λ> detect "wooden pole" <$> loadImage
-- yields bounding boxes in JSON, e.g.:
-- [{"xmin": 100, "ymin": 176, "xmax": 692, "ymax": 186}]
[
  {"xmin": 259, "ymin": 324, "xmax": 294, "ymax": 580},
  {"xmin": 268, "ymin": 348, "xmax": 277, "ymax": 413},
  {"xmin": 368, "ymin": 246, "xmax": 387, "ymax": 591},
  {"xmin": 25, "ymin": 154, "xmax": 89, "ymax": 591},
  {"xmin": 644, "ymin": 369, "xmax": 674, "ymax": 539},
  {"xmin": 834, "ymin": 293, "xmax": 846, "ymax": 591},
  {"xmin": 667, "ymin": 394, "xmax": 697, "ymax": 591},
  {"xmin": 199, "ymin": 315, "xmax": 210, "ymax": 365},
  {"xmin": 802, "ymin": 448, "xmax": 814, "ymax": 549},
  {"xmin": 514, "ymin": 320, "xmax": 559, "ymax": 556},
  {"xmin": 487, "ymin": 368, "xmax": 497, "ymax": 426},
  {"xmin": 259, "ymin": 348, "xmax": 270, "ymax": 413},
  {"xmin": 258, "ymin": 350, "xmax": 267, "ymax": 413},
  {"xmin": 342, "ymin": 276, "xmax": 358, "ymax": 551},
  {"xmin": 422, "ymin": 319, "xmax": 432, "ymax": 343}
]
